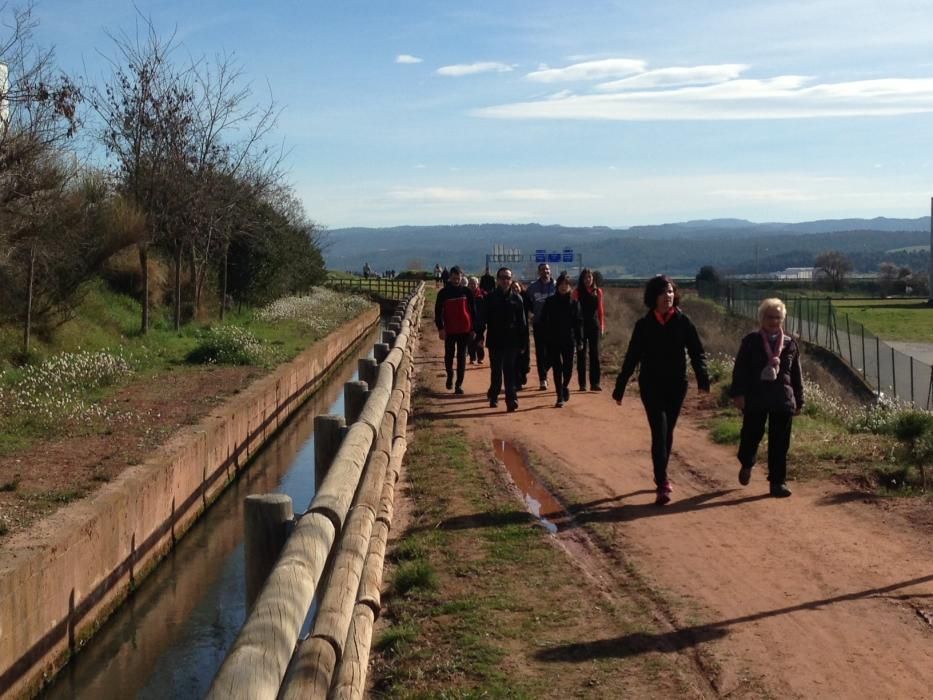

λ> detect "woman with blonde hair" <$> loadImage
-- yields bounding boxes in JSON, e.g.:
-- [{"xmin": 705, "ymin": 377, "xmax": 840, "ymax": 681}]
[{"xmin": 730, "ymin": 298, "xmax": 804, "ymax": 498}]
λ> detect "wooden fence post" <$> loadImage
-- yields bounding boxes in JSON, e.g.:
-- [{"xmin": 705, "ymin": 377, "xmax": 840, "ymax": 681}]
[
  {"xmin": 358, "ymin": 358, "xmax": 378, "ymax": 388},
  {"xmin": 373, "ymin": 342, "xmax": 390, "ymax": 363},
  {"xmin": 315, "ymin": 414, "xmax": 347, "ymax": 490},
  {"xmin": 244, "ymin": 494, "xmax": 294, "ymax": 610},
  {"xmin": 344, "ymin": 380, "xmax": 369, "ymax": 425}
]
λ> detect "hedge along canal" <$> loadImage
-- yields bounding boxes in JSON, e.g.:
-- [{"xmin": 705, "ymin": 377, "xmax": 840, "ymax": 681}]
[{"xmin": 0, "ymin": 307, "xmax": 380, "ymax": 700}]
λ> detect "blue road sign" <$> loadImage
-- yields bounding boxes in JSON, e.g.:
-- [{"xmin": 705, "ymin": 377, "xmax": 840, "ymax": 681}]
[
  {"xmin": 547, "ymin": 251, "xmax": 561, "ymax": 263},
  {"xmin": 535, "ymin": 249, "xmax": 546, "ymax": 262},
  {"xmin": 562, "ymin": 248, "xmax": 574, "ymax": 262}
]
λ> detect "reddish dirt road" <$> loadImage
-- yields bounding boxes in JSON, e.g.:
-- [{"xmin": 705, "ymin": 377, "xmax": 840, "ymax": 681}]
[{"xmin": 419, "ymin": 331, "xmax": 933, "ymax": 700}]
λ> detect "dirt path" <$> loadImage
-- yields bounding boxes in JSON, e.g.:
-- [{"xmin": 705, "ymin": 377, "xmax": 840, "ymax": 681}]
[{"xmin": 419, "ymin": 331, "xmax": 933, "ymax": 700}]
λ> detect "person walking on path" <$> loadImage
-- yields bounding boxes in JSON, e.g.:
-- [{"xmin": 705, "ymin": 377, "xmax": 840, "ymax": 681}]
[
  {"xmin": 467, "ymin": 276, "xmax": 487, "ymax": 365},
  {"xmin": 730, "ymin": 298, "xmax": 804, "ymax": 498},
  {"xmin": 485, "ymin": 267, "xmax": 527, "ymax": 412},
  {"xmin": 434, "ymin": 265, "xmax": 476, "ymax": 394},
  {"xmin": 572, "ymin": 267, "xmax": 605, "ymax": 391},
  {"xmin": 540, "ymin": 273, "xmax": 582, "ymax": 407},
  {"xmin": 526, "ymin": 262, "xmax": 557, "ymax": 390},
  {"xmin": 511, "ymin": 280, "xmax": 531, "ymax": 389},
  {"xmin": 479, "ymin": 266, "xmax": 496, "ymax": 294},
  {"xmin": 434, "ymin": 263, "xmax": 442, "ymax": 288},
  {"xmin": 612, "ymin": 275, "xmax": 710, "ymax": 505}
]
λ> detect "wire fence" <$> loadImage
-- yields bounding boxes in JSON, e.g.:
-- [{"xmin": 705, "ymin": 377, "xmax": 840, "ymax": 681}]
[{"xmin": 698, "ymin": 282, "xmax": 933, "ymax": 409}]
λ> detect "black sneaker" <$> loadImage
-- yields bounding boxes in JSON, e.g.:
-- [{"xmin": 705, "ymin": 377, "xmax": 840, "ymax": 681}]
[
  {"xmin": 769, "ymin": 483, "xmax": 792, "ymax": 498},
  {"xmin": 738, "ymin": 466, "xmax": 752, "ymax": 486},
  {"xmin": 555, "ymin": 399, "xmax": 564, "ymax": 408},
  {"xmin": 506, "ymin": 401, "xmax": 518, "ymax": 412},
  {"xmin": 591, "ymin": 384, "xmax": 602, "ymax": 391},
  {"xmin": 454, "ymin": 386, "xmax": 464, "ymax": 395},
  {"xmin": 445, "ymin": 376, "xmax": 453, "ymax": 390},
  {"xmin": 563, "ymin": 386, "xmax": 570, "ymax": 402},
  {"xmin": 579, "ymin": 384, "xmax": 587, "ymax": 392}
]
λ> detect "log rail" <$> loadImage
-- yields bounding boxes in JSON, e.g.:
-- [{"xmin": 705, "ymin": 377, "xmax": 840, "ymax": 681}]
[{"xmin": 207, "ymin": 282, "xmax": 425, "ymax": 700}]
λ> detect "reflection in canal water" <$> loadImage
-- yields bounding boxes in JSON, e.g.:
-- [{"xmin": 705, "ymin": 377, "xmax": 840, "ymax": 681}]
[{"xmin": 42, "ymin": 330, "xmax": 379, "ymax": 700}]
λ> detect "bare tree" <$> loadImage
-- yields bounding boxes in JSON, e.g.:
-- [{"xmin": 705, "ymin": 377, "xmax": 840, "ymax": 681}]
[
  {"xmin": 814, "ymin": 250, "xmax": 853, "ymax": 292},
  {"xmin": 86, "ymin": 17, "xmax": 192, "ymax": 333}
]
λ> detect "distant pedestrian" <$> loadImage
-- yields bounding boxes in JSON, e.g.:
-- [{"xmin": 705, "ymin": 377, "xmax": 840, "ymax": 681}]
[
  {"xmin": 511, "ymin": 280, "xmax": 531, "ymax": 389},
  {"xmin": 612, "ymin": 275, "xmax": 710, "ymax": 505},
  {"xmin": 526, "ymin": 262, "xmax": 556, "ymax": 390},
  {"xmin": 467, "ymin": 276, "xmax": 486, "ymax": 365},
  {"xmin": 434, "ymin": 266, "xmax": 475, "ymax": 394},
  {"xmin": 479, "ymin": 266, "xmax": 496, "ymax": 294},
  {"xmin": 441, "ymin": 266, "xmax": 450, "ymax": 287},
  {"xmin": 434, "ymin": 263, "xmax": 442, "ymax": 288},
  {"xmin": 540, "ymin": 273, "xmax": 582, "ymax": 407},
  {"xmin": 573, "ymin": 267, "xmax": 605, "ymax": 391},
  {"xmin": 730, "ymin": 298, "xmax": 804, "ymax": 498},
  {"xmin": 485, "ymin": 267, "xmax": 527, "ymax": 412}
]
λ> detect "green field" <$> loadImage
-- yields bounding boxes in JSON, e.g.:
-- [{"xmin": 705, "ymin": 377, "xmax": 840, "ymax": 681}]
[{"xmin": 832, "ymin": 298, "xmax": 933, "ymax": 343}]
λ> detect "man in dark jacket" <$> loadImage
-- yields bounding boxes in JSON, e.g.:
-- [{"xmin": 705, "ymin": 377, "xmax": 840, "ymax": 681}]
[
  {"xmin": 484, "ymin": 267, "xmax": 527, "ymax": 411},
  {"xmin": 434, "ymin": 265, "xmax": 475, "ymax": 394},
  {"xmin": 526, "ymin": 262, "xmax": 556, "ymax": 390}
]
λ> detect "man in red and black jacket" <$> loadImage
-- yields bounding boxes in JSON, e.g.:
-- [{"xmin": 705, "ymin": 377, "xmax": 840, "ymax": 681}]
[{"xmin": 434, "ymin": 266, "xmax": 476, "ymax": 394}]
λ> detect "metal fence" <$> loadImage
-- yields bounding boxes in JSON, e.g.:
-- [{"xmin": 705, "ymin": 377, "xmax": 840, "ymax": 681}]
[{"xmin": 699, "ymin": 283, "xmax": 933, "ymax": 409}]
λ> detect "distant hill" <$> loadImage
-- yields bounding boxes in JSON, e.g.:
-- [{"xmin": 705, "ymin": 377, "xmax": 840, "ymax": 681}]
[{"xmin": 324, "ymin": 218, "xmax": 931, "ymax": 277}]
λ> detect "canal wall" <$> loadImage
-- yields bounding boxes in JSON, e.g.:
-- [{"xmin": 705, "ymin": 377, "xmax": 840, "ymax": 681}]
[{"xmin": 0, "ymin": 307, "xmax": 380, "ymax": 700}]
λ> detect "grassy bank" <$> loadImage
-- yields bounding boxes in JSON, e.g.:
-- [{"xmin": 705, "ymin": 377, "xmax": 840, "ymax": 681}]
[
  {"xmin": 0, "ymin": 279, "xmax": 372, "ymax": 454},
  {"xmin": 831, "ymin": 298, "xmax": 933, "ymax": 343}
]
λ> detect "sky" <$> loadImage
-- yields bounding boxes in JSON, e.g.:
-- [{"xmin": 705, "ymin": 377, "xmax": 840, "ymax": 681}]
[{"xmin": 25, "ymin": 0, "xmax": 933, "ymax": 228}]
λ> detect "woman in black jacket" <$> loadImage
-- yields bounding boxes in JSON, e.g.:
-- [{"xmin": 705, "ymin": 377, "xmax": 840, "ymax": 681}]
[
  {"xmin": 613, "ymin": 275, "xmax": 710, "ymax": 505},
  {"xmin": 730, "ymin": 298, "xmax": 804, "ymax": 498},
  {"xmin": 540, "ymin": 273, "xmax": 582, "ymax": 407}
]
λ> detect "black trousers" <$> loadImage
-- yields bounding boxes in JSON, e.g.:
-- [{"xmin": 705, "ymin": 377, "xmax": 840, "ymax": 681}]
[
  {"xmin": 487, "ymin": 346, "xmax": 519, "ymax": 406},
  {"xmin": 639, "ymin": 382, "xmax": 687, "ymax": 487},
  {"xmin": 737, "ymin": 409, "xmax": 793, "ymax": 484},
  {"xmin": 468, "ymin": 331, "xmax": 485, "ymax": 363},
  {"xmin": 549, "ymin": 342, "xmax": 575, "ymax": 401},
  {"xmin": 532, "ymin": 324, "xmax": 549, "ymax": 382},
  {"xmin": 577, "ymin": 324, "xmax": 601, "ymax": 388},
  {"xmin": 444, "ymin": 333, "xmax": 469, "ymax": 387}
]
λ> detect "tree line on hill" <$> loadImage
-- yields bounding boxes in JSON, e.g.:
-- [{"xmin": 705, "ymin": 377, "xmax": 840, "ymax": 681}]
[
  {"xmin": 325, "ymin": 223, "xmax": 930, "ymax": 280},
  {"xmin": 0, "ymin": 6, "xmax": 325, "ymax": 355}
]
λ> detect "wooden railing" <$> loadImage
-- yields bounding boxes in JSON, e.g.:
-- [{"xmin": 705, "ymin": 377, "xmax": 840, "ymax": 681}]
[
  {"xmin": 207, "ymin": 282, "xmax": 424, "ymax": 700},
  {"xmin": 325, "ymin": 275, "xmax": 421, "ymax": 301}
]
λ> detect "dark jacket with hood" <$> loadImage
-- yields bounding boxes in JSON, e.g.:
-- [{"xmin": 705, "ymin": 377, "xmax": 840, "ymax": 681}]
[
  {"xmin": 484, "ymin": 287, "xmax": 527, "ymax": 350},
  {"xmin": 539, "ymin": 292, "xmax": 582, "ymax": 347}
]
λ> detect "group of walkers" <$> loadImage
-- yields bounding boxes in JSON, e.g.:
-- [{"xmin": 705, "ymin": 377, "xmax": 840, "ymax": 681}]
[{"xmin": 434, "ymin": 266, "xmax": 804, "ymax": 506}]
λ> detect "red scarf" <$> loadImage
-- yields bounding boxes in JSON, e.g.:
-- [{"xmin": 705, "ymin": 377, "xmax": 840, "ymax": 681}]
[{"xmin": 653, "ymin": 307, "xmax": 676, "ymax": 325}]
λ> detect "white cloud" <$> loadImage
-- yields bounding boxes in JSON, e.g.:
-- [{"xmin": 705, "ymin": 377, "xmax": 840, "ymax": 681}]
[
  {"xmin": 396, "ymin": 54, "xmax": 423, "ymax": 64},
  {"xmin": 475, "ymin": 75, "xmax": 933, "ymax": 120},
  {"xmin": 436, "ymin": 62, "xmax": 514, "ymax": 77},
  {"xmin": 596, "ymin": 64, "xmax": 749, "ymax": 91},
  {"xmin": 526, "ymin": 58, "xmax": 646, "ymax": 83}
]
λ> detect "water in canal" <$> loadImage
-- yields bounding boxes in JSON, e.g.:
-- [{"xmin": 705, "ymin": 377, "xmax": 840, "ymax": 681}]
[{"xmin": 41, "ymin": 328, "xmax": 381, "ymax": 700}]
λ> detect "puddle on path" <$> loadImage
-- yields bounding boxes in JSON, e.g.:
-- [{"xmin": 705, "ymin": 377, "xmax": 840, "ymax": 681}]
[{"xmin": 492, "ymin": 438, "xmax": 570, "ymax": 534}]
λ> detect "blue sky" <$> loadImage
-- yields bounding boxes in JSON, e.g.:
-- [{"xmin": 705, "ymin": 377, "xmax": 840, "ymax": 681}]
[{"xmin": 29, "ymin": 0, "xmax": 933, "ymax": 228}]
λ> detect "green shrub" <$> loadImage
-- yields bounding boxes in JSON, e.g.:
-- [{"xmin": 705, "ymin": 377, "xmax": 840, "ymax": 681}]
[{"xmin": 185, "ymin": 326, "xmax": 273, "ymax": 366}]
